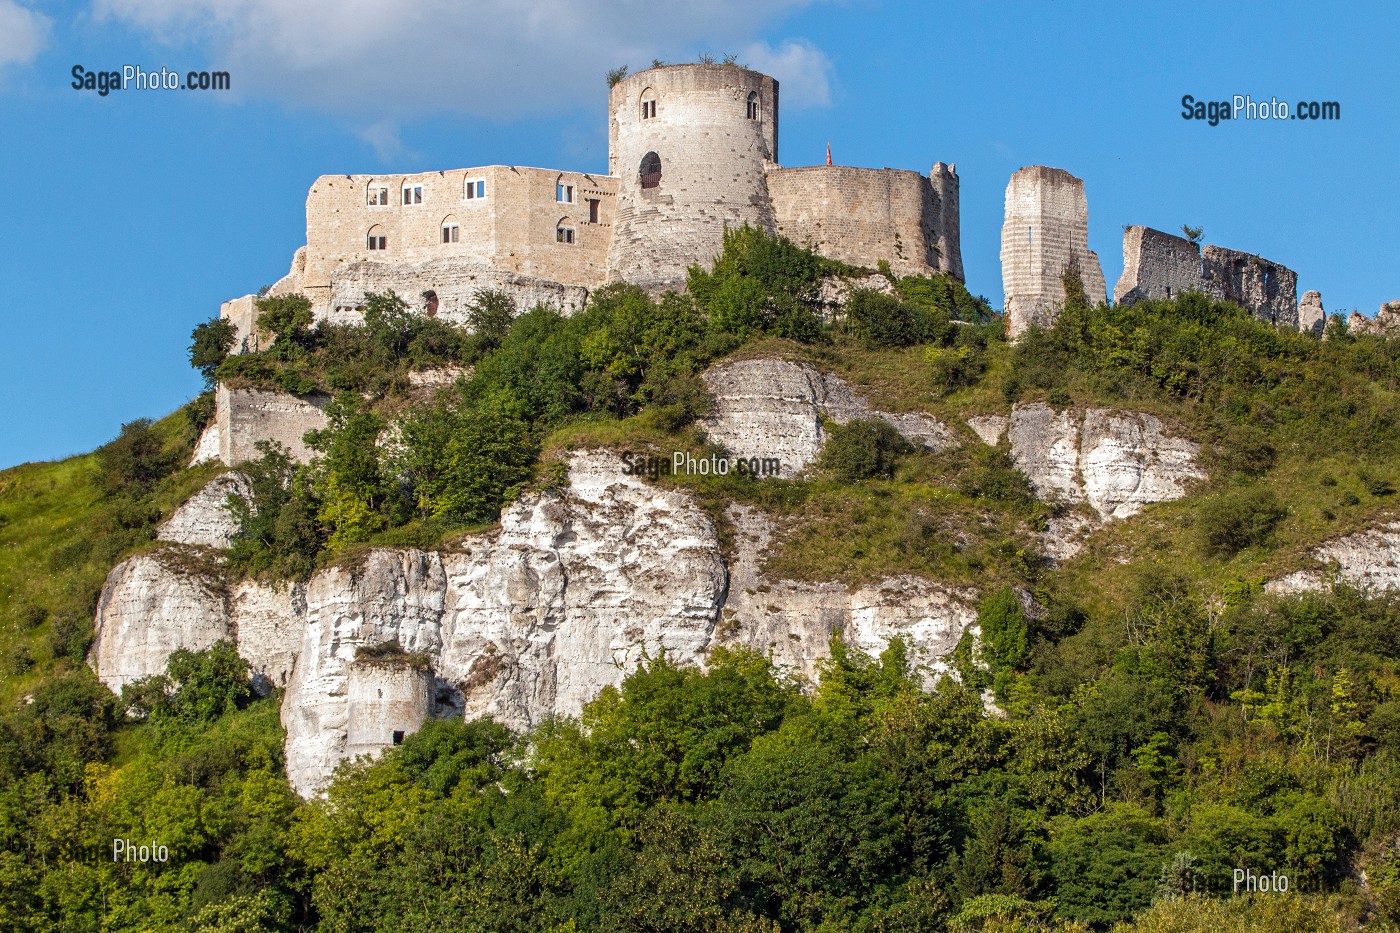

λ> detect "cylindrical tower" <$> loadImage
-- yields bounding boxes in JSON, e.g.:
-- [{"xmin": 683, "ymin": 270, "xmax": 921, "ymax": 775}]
[
  {"xmin": 606, "ymin": 64, "xmax": 779, "ymax": 290},
  {"xmin": 344, "ymin": 658, "xmax": 433, "ymax": 759}
]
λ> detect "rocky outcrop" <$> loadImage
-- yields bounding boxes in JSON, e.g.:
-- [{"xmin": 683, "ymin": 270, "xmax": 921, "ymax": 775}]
[
  {"xmin": 701, "ymin": 358, "xmax": 955, "ymax": 477},
  {"xmin": 970, "ymin": 403, "xmax": 1205, "ymax": 521},
  {"xmin": 1298, "ymin": 291, "xmax": 1326, "ymax": 336},
  {"xmin": 1268, "ymin": 522, "xmax": 1400, "ymax": 594},
  {"xmin": 156, "ymin": 472, "xmax": 251, "ymax": 549},
  {"xmin": 1348, "ymin": 302, "xmax": 1400, "ymax": 337},
  {"xmin": 90, "ymin": 553, "xmax": 230, "ymax": 692},
  {"xmin": 91, "ymin": 450, "xmax": 980, "ymax": 796}
]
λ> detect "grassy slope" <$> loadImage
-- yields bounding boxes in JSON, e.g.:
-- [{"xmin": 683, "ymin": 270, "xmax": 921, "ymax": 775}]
[{"xmin": 0, "ymin": 409, "xmax": 216, "ymax": 705}]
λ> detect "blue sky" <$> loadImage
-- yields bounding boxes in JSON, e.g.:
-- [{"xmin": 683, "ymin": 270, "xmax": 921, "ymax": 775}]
[{"xmin": 0, "ymin": 0, "xmax": 1395, "ymax": 468}]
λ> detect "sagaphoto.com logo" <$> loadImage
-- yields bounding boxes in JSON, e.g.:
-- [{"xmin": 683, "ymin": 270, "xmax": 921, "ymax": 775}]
[
  {"xmin": 1181, "ymin": 94, "xmax": 1340, "ymax": 126},
  {"xmin": 71, "ymin": 65, "xmax": 231, "ymax": 97}
]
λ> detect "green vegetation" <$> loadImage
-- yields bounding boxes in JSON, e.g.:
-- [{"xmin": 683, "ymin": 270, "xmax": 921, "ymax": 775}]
[{"xmin": 6, "ymin": 229, "xmax": 1400, "ymax": 929}]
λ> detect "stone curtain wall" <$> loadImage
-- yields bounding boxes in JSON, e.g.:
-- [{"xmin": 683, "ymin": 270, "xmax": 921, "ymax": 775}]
[
  {"xmin": 606, "ymin": 64, "xmax": 779, "ymax": 289},
  {"xmin": 1115, "ymin": 226, "xmax": 1300, "ymax": 328},
  {"xmin": 1114, "ymin": 226, "xmax": 1205, "ymax": 305},
  {"xmin": 1201, "ymin": 245, "xmax": 1299, "ymax": 328},
  {"xmin": 216, "ymin": 384, "xmax": 330, "ymax": 466},
  {"xmin": 767, "ymin": 163, "xmax": 964, "ymax": 280},
  {"xmin": 300, "ymin": 165, "xmax": 615, "ymax": 296},
  {"xmin": 1000, "ymin": 166, "xmax": 1107, "ymax": 339}
]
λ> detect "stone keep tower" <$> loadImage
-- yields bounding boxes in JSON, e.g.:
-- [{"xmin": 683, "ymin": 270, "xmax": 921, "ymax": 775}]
[
  {"xmin": 607, "ymin": 64, "xmax": 779, "ymax": 289},
  {"xmin": 344, "ymin": 658, "xmax": 433, "ymax": 760},
  {"xmin": 1000, "ymin": 166, "xmax": 1107, "ymax": 339}
]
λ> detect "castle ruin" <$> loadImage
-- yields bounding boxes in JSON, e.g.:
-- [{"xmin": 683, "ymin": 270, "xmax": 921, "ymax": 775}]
[
  {"xmin": 1000, "ymin": 166, "xmax": 1107, "ymax": 339},
  {"xmin": 231, "ymin": 63, "xmax": 964, "ymax": 347},
  {"xmin": 1114, "ymin": 225, "xmax": 1299, "ymax": 328}
]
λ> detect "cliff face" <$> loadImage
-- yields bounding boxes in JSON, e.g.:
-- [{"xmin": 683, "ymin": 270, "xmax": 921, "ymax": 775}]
[
  {"xmin": 968, "ymin": 403, "xmax": 1205, "ymax": 520},
  {"xmin": 701, "ymin": 358, "xmax": 955, "ymax": 477},
  {"xmin": 88, "ymin": 365, "xmax": 1217, "ymax": 796},
  {"xmin": 92, "ymin": 453, "xmax": 980, "ymax": 796},
  {"xmin": 1268, "ymin": 522, "xmax": 1400, "ymax": 594}
]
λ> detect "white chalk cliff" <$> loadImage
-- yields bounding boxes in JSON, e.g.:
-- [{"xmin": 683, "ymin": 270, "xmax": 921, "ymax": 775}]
[
  {"xmin": 1268, "ymin": 522, "xmax": 1400, "ymax": 594},
  {"xmin": 701, "ymin": 358, "xmax": 955, "ymax": 476},
  {"xmin": 969, "ymin": 403, "xmax": 1205, "ymax": 520},
  {"xmin": 91, "ymin": 453, "xmax": 979, "ymax": 795}
]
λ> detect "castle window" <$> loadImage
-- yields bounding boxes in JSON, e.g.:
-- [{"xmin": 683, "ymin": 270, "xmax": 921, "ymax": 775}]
[
  {"xmin": 465, "ymin": 179, "xmax": 486, "ymax": 200},
  {"xmin": 442, "ymin": 221, "xmax": 460, "ymax": 243},
  {"xmin": 588, "ymin": 198, "xmax": 600, "ymax": 224},
  {"xmin": 746, "ymin": 91, "xmax": 759, "ymax": 120},
  {"xmin": 640, "ymin": 87, "xmax": 657, "ymax": 120},
  {"xmin": 392, "ymin": 730, "xmax": 405, "ymax": 745},
  {"xmin": 367, "ymin": 225, "xmax": 387, "ymax": 251},
  {"xmin": 639, "ymin": 151, "xmax": 662, "ymax": 190},
  {"xmin": 557, "ymin": 182, "xmax": 574, "ymax": 203},
  {"xmin": 402, "ymin": 184, "xmax": 423, "ymax": 205},
  {"xmin": 556, "ymin": 225, "xmax": 576, "ymax": 244},
  {"xmin": 368, "ymin": 185, "xmax": 389, "ymax": 206}
]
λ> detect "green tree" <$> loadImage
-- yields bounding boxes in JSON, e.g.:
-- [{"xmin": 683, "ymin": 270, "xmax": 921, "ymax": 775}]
[
  {"xmin": 190, "ymin": 316, "xmax": 239, "ymax": 388},
  {"xmin": 306, "ymin": 394, "xmax": 391, "ymax": 546},
  {"xmin": 254, "ymin": 293, "xmax": 314, "ymax": 354}
]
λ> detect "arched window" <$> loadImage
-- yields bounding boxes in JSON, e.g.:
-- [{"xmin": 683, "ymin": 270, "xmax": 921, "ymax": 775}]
[
  {"xmin": 639, "ymin": 151, "xmax": 662, "ymax": 190},
  {"xmin": 746, "ymin": 91, "xmax": 759, "ymax": 120},
  {"xmin": 640, "ymin": 87, "xmax": 657, "ymax": 120},
  {"xmin": 441, "ymin": 215, "xmax": 460, "ymax": 244},
  {"xmin": 556, "ymin": 175, "xmax": 575, "ymax": 203},
  {"xmin": 556, "ymin": 219, "xmax": 576, "ymax": 244},
  {"xmin": 367, "ymin": 224, "xmax": 387, "ymax": 251}
]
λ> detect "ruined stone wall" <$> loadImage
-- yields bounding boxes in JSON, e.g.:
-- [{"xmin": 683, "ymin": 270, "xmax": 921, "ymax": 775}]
[
  {"xmin": 766, "ymin": 163, "xmax": 964, "ymax": 280},
  {"xmin": 301, "ymin": 165, "xmax": 615, "ymax": 296},
  {"xmin": 320, "ymin": 259, "xmax": 590, "ymax": 325},
  {"xmin": 220, "ymin": 294, "xmax": 261, "ymax": 354},
  {"xmin": 1000, "ymin": 166, "xmax": 1107, "ymax": 339},
  {"xmin": 1201, "ymin": 245, "xmax": 1299, "ymax": 328},
  {"xmin": 1298, "ymin": 290, "xmax": 1325, "ymax": 336},
  {"xmin": 344, "ymin": 661, "xmax": 434, "ymax": 760},
  {"xmin": 607, "ymin": 64, "xmax": 778, "ymax": 289},
  {"xmin": 1114, "ymin": 226, "xmax": 1204, "ymax": 305},
  {"xmin": 216, "ymin": 384, "xmax": 329, "ymax": 466}
]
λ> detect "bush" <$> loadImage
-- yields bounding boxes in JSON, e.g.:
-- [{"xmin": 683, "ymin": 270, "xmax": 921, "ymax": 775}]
[
  {"xmin": 978, "ymin": 587, "xmax": 1029, "ymax": 672},
  {"xmin": 819, "ymin": 418, "xmax": 914, "ymax": 482},
  {"xmin": 847, "ymin": 288, "xmax": 924, "ymax": 348},
  {"xmin": 254, "ymin": 294, "xmax": 314, "ymax": 353},
  {"xmin": 96, "ymin": 418, "xmax": 180, "ymax": 496},
  {"xmin": 688, "ymin": 224, "xmax": 826, "ymax": 341},
  {"xmin": 1198, "ymin": 486, "xmax": 1287, "ymax": 556}
]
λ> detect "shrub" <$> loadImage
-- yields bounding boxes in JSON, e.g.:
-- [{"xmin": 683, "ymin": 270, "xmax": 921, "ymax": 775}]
[
  {"xmin": 847, "ymin": 288, "xmax": 924, "ymax": 348},
  {"xmin": 978, "ymin": 587, "xmax": 1030, "ymax": 672},
  {"xmin": 96, "ymin": 418, "xmax": 180, "ymax": 496},
  {"xmin": 254, "ymin": 293, "xmax": 314, "ymax": 353},
  {"xmin": 1198, "ymin": 486, "xmax": 1287, "ymax": 556},
  {"xmin": 819, "ymin": 418, "xmax": 914, "ymax": 482}
]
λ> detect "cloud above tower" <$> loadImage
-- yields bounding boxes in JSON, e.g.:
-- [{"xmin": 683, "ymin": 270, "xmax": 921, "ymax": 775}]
[{"xmin": 89, "ymin": 0, "xmax": 832, "ymax": 119}]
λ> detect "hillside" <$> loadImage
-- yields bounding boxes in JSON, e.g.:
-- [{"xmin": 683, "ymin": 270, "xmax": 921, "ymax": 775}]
[{"xmin": 3, "ymin": 228, "xmax": 1400, "ymax": 932}]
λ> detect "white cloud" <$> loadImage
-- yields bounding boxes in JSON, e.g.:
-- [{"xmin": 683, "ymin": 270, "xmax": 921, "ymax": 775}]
[
  {"xmin": 356, "ymin": 121, "xmax": 411, "ymax": 162},
  {"xmin": 91, "ymin": 0, "xmax": 828, "ymax": 120},
  {"xmin": 740, "ymin": 39, "xmax": 831, "ymax": 109},
  {"xmin": 0, "ymin": 0, "xmax": 52, "ymax": 69}
]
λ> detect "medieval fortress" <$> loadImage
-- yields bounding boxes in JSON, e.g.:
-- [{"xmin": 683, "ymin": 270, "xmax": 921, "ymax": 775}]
[{"xmin": 205, "ymin": 60, "xmax": 1388, "ymax": 466}]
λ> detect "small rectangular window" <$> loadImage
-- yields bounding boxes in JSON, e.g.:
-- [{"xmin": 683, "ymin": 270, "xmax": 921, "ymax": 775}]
[
  {"xmin": 556, "ymin": 227, "xmax": 575, "ymax": 244},
  {"xmin": 403, "ymin": 185, "xmax": 422, "ymax": 205},
  {"xmin": 476, "ymin": 180, "xmax": 485, "ymax": 199},
  {"xmin": 392, "ymin": 730, "xmax": 405, "ymax": 745},
  {"xmin": 557, "ymin": 183, "xmax": 574, "ymax": 203},
  {"xmin": 465, "ymin": 180, "xmax": 486, "ymax": 200},
  {"xmin": 442, "ymin": 224, "xmax": 459, "ymax": 244},
  {"xmin": 588, "ymin": 198, "xmax": 600, "ymax": 224}
]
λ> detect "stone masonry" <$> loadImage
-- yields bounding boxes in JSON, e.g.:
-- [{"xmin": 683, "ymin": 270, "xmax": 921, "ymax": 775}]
[
  {"xmin": 1000, "ymin": 166, "xmax": 1107, "ymax": 339},
  {"xmin": 216, "ymin": 384, "xmax": 329, "ymax": 466},
  {"xmin": 1114, "ymin": 225, "xmax": 1300, "ymax": 329}
]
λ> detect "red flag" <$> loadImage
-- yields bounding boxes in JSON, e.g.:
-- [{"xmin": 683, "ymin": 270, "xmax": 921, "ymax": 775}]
[{"xmin": 826, "ymin": 140, "xmax": 832, "ymax": 166}]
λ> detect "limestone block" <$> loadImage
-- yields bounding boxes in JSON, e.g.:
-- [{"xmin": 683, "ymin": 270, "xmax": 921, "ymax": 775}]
[
  {"xmin": 1115, "ymin": 226, "xmax": 1204, "ymax": 306},
  {"xmin": 216, "ymin": 383, "xmax": 329, "ymax": 466},
  {"xmin": 156, "ymin": 472, "xmax": 251, "ymax": 549}
]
